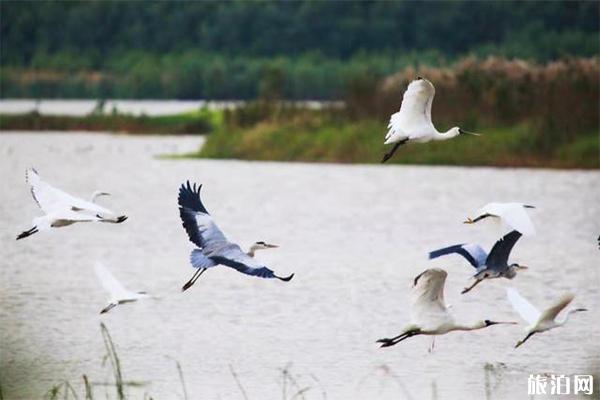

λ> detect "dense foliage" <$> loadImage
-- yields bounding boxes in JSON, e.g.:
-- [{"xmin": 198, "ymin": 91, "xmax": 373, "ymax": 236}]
[{"xmin": 1, "ymin": 1, "xmax": 598, "ymax": 99}]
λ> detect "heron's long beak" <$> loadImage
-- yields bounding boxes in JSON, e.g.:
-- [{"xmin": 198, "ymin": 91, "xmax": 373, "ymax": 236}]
[
  {"xmin": 265, "ymin": 243, "xmax": 279, "ymax": 248},
  {"xmin": 463, "ymin": 217, "xmax": 474, "ymax": 224},
  {"xmin": 517, "ymin": 265, "xmax": 529, "ymax": 270},
  {"xmin": 459, "ymin": 129, "xmax": 482, "ymax": 136},
  {"xmin": 488, "ymin": 321, "xmax": 519, "ymax": 326}
]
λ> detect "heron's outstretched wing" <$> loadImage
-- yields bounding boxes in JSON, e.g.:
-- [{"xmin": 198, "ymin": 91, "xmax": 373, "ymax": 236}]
[
  {"xmin": 26, "ymin": 168, "xmax": 113, "ymax": 215},
  {"xmin": 94, "ymin": 262, "xmax": 131, "ymax": 299},
  {"xmin": 486, "ymin": 230, "xmax": 522, "ymax": 271},
  {"xmin": 410, "ymin": 268, "xmax": 451, "ymax": 328},
  {"xmin": 211, "ymin": 247, "xmax": 292, "ymax": 280},
  {"xmin": 429, "ymin": 243, "xmax": 487, "ymax": 269},
  {"xmin": 539, "ymin": 293, "xmax": 574, "ymax": 323},
  {"xmin": 178, "ymin": 181, "xmax": 228, "ymax": 249},
  {"xmin": 506, "ymin": 288, "xmax": 541, "ymax": 325}
]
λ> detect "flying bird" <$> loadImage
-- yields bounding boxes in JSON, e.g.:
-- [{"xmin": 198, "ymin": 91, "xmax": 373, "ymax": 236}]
[
  {"xmin": 464, "ymin": 202, "xmax": 536, "ymax": 236},
  {"xmin": 507, "ymin": 287, "xmax": 586, "ymax": 348},
  {"xmin": 178, "ymin": 181, "xmax": 294, "ymax": 291},
  {"xmin": 246, "ymin": 241, "xmax": 279, "ymax": 257},
  {"xmin": 429, "ymin": 230, "xmax": 527, "ymax": 294},
  {"xmin": 381, "ymin": 77, "xmax": 480, "ymax": 163},
  {"xmin": 376, "ymin": 269, "xmax": 515, "ymax": 348},
  {"xmin": 95, "ymin": 262, "xmax": 149, "ymax": 314},
  {"xmin": 17, "ymin": 168, "xmax": 127, "ymax": 240}
]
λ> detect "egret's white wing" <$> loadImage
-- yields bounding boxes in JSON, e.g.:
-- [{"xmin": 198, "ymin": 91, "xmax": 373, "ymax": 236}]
[
  {"xmin": 539, "ymin": 293, "xmax": 574, "ymax": 323},
  {"xmin": 27, "ymin": 169, "xmax": 113, "ymax": 215},
  {"xmin": 478, "ymin": 203, "xmax": 535, "ymax": 236},
  {"xmin": 410, "ymin": 269, "xmax": 452, "ymax": 329},
  {"xmin": 507, "ymin": 288, "xmax": 541, "ymax": 325},
  {"xmin": 385, "ymin": 79, "xmax": 436, "ymax": 143},
  {"xmin": 94, "ymin": 262, "xmax": 132, "ymax": 299},
  {"xmin": 500, "ymin": 205, "xmax": 535, "ymax": 236}
]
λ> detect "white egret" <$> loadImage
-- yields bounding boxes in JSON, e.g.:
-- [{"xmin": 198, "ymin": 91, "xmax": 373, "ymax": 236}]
[
  {"xmin": 95, "ymin": 262, "xmax": 149, "ymax": 314},
  {"xmin": 465, "ymin": 202, "xmax": 536, "ymax": 236},
  {"xmin": 506, "ymin": 288, "xmax": 587, "ymax": 348},
  {"xmin": 17, "ymin": 168, "xmax": 127, "ymax": 240},
  {"xmin": 381, "ymin": 77, "xmax": 480, "ymax": 163},
  {"xmin": 178, "ymin": 181, "xmax": 294, "ymax": 291},
  {"xmin": 429, "ymin": 230, "xmax": 527, "ymax": 294},
  {"xmin": 377, "ymin": 269, "xmax": 516, "ymax": 348}
]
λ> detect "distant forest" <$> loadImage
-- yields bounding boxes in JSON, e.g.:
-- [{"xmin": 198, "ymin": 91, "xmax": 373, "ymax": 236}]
[{"xmin": 1, "ymin": 1, "xmax": 598, "ymax": 99}]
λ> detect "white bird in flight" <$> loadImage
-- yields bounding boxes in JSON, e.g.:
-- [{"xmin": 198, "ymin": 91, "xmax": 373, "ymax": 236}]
[
  {"xmin": 178, "ymin": 181, "xmax": 294, "ymax": 291},
  {"xmin": 506, "ymin": 288, "xmax": 587, "ymax": 348},
  {"xmin": 465, "ymin": 202, "xmax": 536, "ymax": 236},
  {"xmin": 381, "ymin": 77, "xmax": 480, "ymax": 163},
  {"xmin": 376, "ymin": 269, "xmax": 516, "ymax": 348},
  {"xmin": 17, "ymin": 168, "xmax": 127, "ymax": 240},
  {"xmin": 95, "ymin": 262, "xmax": 150, "ymax": 314}
]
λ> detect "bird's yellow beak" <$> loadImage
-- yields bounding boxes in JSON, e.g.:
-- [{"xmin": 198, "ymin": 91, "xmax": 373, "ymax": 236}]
[{"xmin": 463, "ymin": 217, "xmax": 474, "ymax": 224}]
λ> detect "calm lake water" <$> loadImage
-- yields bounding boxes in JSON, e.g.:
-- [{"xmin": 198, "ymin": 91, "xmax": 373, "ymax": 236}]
[{"xmin": 0, "ymin": 132, "xmax": 598, "ymax": 399}]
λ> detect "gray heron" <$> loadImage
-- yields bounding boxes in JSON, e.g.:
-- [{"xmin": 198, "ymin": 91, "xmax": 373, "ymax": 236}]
[
  {"xmin": 178, "ymin": 181, "xmax": 294, "ymax": 291},
  {"xmin": 464, "ymin": 202, "xmax": 536, "ymax": 236},
  {"xmin": 377, "ymin": 269, "xmax": 516, "ymax": 348},
  {"xmin": 507, "ymin": 288, "xmax": 587, "ymax": 348},
  {"xmin": 429, "ymin": 230, "xmax": 528, "ymax": 294},
  {"xmin": 17, "ymin": 168, "xmax": 127, "ymax": 240},
  {"xmin": 381, "ymin": 77, "xmax": 480, "ymax": 163}
]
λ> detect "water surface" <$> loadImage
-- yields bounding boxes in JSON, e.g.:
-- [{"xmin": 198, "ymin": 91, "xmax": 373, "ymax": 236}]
[{"xmin": 0, "ymin": 132, "xmax": 598, "ymax": 399}]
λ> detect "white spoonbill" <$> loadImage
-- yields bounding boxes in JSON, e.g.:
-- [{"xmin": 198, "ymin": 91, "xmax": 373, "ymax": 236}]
[
  {"xmin": 95, "ymin": 262, "xmax": 150, "ymax": 314},
  {"xmin": 178, "ymin": 181, "xmax": 294, "ymax": 291},
  {"xmin": 381, "ymin": 77, "xmax": 480, "ymax": 163},
  {"xmin": 377, "ymin": 269, "xmax": 516, "ymax": 348},
  {"xmin": 17, "ymin": 168, "xmax": 127, "ymax": 240},
  {"xmin": 506, "ymin": 288, "xmax": 587, "ymax": 348},
  {"xmin": 465, "ymin": 202, "xmax": 536, "ymax": 236}
]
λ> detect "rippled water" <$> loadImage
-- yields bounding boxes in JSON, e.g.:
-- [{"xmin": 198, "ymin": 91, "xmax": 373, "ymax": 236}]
[{"xmin": 0, "ymin": 132, "xmax": 598, "ymax": 399}]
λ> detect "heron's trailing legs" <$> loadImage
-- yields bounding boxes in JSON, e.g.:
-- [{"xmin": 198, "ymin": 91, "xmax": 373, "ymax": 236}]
[
  {"xmin": 16, "ymin": 226, "xmax": 38, "ymax": 240},
  {"xmin": 376, "ymin": 329, "xmax": 421, "ymax": 348},
  {"xmin": 461, "ymin": 278, "xmax": 484, "ymax": 294},
  {"xmin": 182, "ymin": 268, "xmax": 206, "ymax": 291},
  {"xmin": 381, "ymin": 139, "xmax": 409, "ymax": 163},
  {"xmin": 275, "ymin": 273, "xmax": 295, "ymax": 282}
]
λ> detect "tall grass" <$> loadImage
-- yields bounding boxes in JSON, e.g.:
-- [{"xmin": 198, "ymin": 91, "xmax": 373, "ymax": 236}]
[{"xmin": 197, "ymin": 57, "xmax": 599, "ymax": 168}]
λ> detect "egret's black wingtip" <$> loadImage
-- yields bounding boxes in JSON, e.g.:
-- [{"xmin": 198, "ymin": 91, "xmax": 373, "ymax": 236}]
[{"xmin": 278, "ymin": 273, "xmax": 295, "ymax": 282}]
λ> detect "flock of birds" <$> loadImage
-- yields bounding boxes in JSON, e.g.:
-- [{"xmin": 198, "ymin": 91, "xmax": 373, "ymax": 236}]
[{"xmin": 16, "ymin": 77, "xmax": 586, "ymax": 351}]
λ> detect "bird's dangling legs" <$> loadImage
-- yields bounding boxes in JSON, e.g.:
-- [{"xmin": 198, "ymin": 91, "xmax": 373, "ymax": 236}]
[
  {"xmin": 381, "ymin": 139, "xmax": 409, "ymax": 163},
  {"xmin": 16, "ymin": 226, "xmax": 39, "ymax": 240},
  {"xmin": 428, "ymin": 337, "xmax": 436, "ymax": 353},
  {"xmin": 376, "ymin": 329, "xmax": 420, "ymax": 348},
  {"xmin": 100, "ymin": 303, "xmax": 117, "ymax": 314},
  {"xmin": 97, "ymin": 214, "xmax": 128, "ymax": 223},
  {"xmin": 182, "ymin": 268, "xmax": 206, "ymax": 291},
  {"xmin": 515, "ymin": 332, "xmax": 535, "ymax": 348},
  {"xmin": 461, "ymin": 278, "xmax": 483, "ymax": 294}
]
